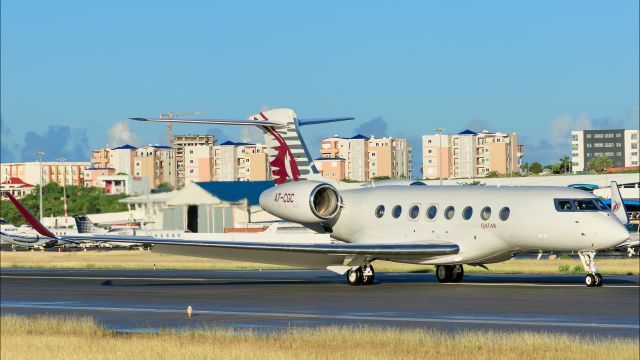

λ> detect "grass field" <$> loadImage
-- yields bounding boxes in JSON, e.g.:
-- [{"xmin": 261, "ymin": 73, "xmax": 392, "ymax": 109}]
[
  {"xmin": 1, "ymin": 250, "xmax": 638, "ymax": 274},
  {"xmin": 1, "ymin": 315, "xmax": 638, "ymax": 360}
]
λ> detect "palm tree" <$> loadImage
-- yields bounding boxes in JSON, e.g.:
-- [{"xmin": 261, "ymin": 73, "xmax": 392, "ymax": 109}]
[
  {"xmin": 588, "ymin": 156, "xmax": 614, "ymax": 174},
  {"xmin": 559, "ymin": 155, "xmax": 571, "ymax": 174}
]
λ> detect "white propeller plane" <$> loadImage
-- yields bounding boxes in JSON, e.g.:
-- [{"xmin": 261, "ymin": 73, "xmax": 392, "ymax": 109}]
[{"xmin": 4, "ymin": 108, "xmax": 631, "ymax": 287}]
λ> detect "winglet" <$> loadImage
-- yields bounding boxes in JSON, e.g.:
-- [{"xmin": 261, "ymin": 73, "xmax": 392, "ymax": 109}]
[
  {"xmin": 3, "ymin": 193, "xmax": 57, "ymax": 238},
  {"xmin": 610, "ymin": 181, "xmax": 629, "ymax": 224}
]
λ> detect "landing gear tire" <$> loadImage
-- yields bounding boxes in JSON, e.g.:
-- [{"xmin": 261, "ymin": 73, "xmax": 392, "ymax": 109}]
[
  {"xmin": 361, "ymin": 264, "xmax": 375, "ymax": 286},
  {"xmin": 451, "ymin": 265, "xmax": 464, "ymax": 283},
  {"xmin": 436, "ymin": 265, "xmax": 452, "ymax": 283},
  {"xmin": 347, "ymin": 267, "xmax": 363, "ymax": 286},
  {"xmin": 579, "ymin": 250, "xmax": 604, "ymax": 287},
  {"xmin": 594, "ymin": 273, "xmax": 603, "ymax": 287}
]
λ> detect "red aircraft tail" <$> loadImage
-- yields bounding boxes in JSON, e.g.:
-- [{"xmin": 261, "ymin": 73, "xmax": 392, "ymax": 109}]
[{"xmin": 4, "ymin": 193, "xmax": 57, "ymax": 238}]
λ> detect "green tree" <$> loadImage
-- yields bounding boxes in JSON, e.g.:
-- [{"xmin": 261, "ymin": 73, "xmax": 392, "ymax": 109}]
[
  {"xmin": 529, "ymin": 162, "xmax": 543, "ymax": 174},
  {"xmin": 558, "ymin": 155, "xmax": 572, "ymax": 174},
  {"xmin": 520, "ymin": 162, "xmax": 530, "ymax": 175},
  {"xmin": 485, "ymin": 171, "xmax": 499, "ymax": 178},
  {"xmin": 1, "ymin": 183, "xmax": 128, "ymax": 226},
  {"xmin": 588, "ymin": 156, "xmax": 614, "ymax": 174},
  {"xmin": 156, "ymin": 182, "xmax": 174, "ymax": 191},
  {"xmin": 544, "ymin": 163, "xmax": 561, "ymax": 174}
]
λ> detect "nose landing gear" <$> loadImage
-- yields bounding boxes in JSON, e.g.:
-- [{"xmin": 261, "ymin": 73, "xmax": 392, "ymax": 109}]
[
  {"xmin": 435, "ymin": 265, "xmax": 464, "ymax": 283},
  {"xmin": 579, "ymin": 250, "xmax": 603, "ymax": 287}
]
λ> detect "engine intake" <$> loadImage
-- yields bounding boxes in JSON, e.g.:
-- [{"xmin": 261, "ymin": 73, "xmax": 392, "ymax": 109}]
[{"xmin": 310, "ymin": 184, "xmax": 341, "ymax": 220}]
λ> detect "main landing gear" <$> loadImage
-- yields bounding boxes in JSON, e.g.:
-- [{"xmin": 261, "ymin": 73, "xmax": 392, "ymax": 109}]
[
  {"xmin": 435, "ymin": 264, "xmax": 464, "ymax": 283},
  {"xmin": 346, "ymin": 264, "xmax": 375, "ymax": 286},
  {"xmin": 579, "ymin": 250, "xmax": 603, "ymax": 287}
]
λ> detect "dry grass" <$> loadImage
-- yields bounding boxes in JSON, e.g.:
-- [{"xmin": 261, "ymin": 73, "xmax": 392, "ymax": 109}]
[
  {"xmin": 1, "ymin": 314, "xmax": 637, "ymax": 360},
  {"xmin": 1, "ymin": 250, "xmax": 638, "ymax": 274}
]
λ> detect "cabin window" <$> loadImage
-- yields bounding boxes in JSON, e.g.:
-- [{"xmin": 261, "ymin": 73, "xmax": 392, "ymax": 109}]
[
  {"xmin": 499, "ymin": 207, "xmax": 510, "ymax": 221},
  {"xmin": 392, "ymin": 205, "xmax": 402, "ymax": 218},
  {"xmin": 409, "ymin": 205, "xmax": 420, "ymax": 220},
  {"xmin": 426, "ymin": 205, "xmax": 438, "ymax": 220},
  {"xmin": 480, "ymin": 206, "xmax": 491, "ymax": 220},
  {"xmin": 462, "ymin": 206, "xmax": 473, "ymax": 220},
  {"xmin": 375, "ymin": 205, "xmax": 385, "ymax": 218},
  {"xmin": 444, "ymin": 206, "xmax": 455, "ymax": 220}
]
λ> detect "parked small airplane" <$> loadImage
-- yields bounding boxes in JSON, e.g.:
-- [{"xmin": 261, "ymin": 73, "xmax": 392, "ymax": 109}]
[
  {"xmin": 4, "ymin": 108, "xmax": 631, "ymax": 286},
  {"xmin": 0, "ymin": 217, "xmax": 79, "ymax": 250}
]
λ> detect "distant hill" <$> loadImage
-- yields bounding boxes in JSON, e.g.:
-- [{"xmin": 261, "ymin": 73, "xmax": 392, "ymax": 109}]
[{"xmin": 1, "ymin": 183, "xmax": 128, "ymax": 226}]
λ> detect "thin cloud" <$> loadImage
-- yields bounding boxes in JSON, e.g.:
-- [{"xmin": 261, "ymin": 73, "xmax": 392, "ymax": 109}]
[
  {"xmin": 107, "ymin": 121, "xmax": 140, "ymax": 147},
  {"xmin": 20, "ymin": 125, "xmax": 89, "ymax": 162}
]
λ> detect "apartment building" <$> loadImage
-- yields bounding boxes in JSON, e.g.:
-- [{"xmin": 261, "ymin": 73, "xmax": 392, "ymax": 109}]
[
  {"xmin": 133, "ymin": 145, "xmax": 176, "ymax": 189},
  {"xmin": 184, "ymin": 144, "xmax": 214, "ymax": 183},
  {"xmin": 172, "ymin": 135, "xmax": 215, "ymax": 188},
  {"xmin": 571, "ymin": 129, "xmax": 640, "ymax": 173},
  {"xmin": 422, "ymin": 134, "xmax": 451, "ymax": 179},
  {"xmin": 108, "ymin": 144, "xmax": 137, "ymax": 175},
  {"xmin": 212, "ymin": 141, "xmax": 269, "ymax": 181},
  {"xmin": 318, "ymin": 135, "xmax": 411, "ymax": 181},
  {"xmin": 90, "ymin": 148, "xmax": 110, "ymax": 168},
  {"xmin": 90, "ymin": 144, "xmax": 137, "ymax": 175},
  {"xmin": 314, "ymin": 158, "xmax": 346, "ymax": 181},
  {"xmin": 83, "ymin": 167, "xmax": 116, "ymax": 188},
  {"xmin": 1, "ymin": 161, "xmax": 90, "ymax": 186},
  {"xmin": 422, "ymin": 130, "xmax": 522, "ymax": 179}
]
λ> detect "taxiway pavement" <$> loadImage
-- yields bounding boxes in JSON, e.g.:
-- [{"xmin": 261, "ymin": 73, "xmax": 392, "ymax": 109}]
[{"xmin": 1, "ymin": 268, "xmax": 638, "ymax": 337}]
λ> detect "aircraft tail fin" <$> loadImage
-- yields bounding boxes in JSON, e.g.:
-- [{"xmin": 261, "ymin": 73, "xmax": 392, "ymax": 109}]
[
  {"xmin": 610, "ymin": 181, "xmax": 629, "ymax": 224},
  {"xmin": 74, "ymin": 215, "xmax": 98, "ymax": 234},
  {"xmin": 3, "ymin": 193, "xmax": 58, "ymax": 238},
  {"xmin": 131, "ymin": 108, "xmax": 354, "ymax": 185}
]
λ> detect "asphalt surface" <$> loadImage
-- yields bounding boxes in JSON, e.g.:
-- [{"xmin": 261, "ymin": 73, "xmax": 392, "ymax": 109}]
[{"xmin": 1, "ymin": 268, "xmax": 639, "ymax": 338}]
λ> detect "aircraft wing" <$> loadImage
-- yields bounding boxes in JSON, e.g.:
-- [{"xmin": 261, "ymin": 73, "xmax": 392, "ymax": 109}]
[{"xmin": 58, "ymin": 233, "xmax": 458, "ymax": 256}]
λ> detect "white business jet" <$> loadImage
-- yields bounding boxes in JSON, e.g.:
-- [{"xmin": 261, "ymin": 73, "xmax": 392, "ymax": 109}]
[{"xmin": 5, "ymin": 108, "xmax": 631, "ymax": 287}]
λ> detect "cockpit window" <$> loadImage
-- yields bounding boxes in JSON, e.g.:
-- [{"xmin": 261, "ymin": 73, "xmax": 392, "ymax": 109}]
[
  {"xmin": 593, "ymin": 198, "xmax": 609, "ymax": 211},
  {"xmin": 554, "ymin": 198, "xmax": 607, "ymax": 212},
  {"xmin": 574, "ymin": 199, "xmax": 599, "ymax": 211},
  {"xmin": 554, "ymin": 199, "xmax": 574, "ymax": 211},
  {"xmin": 0, "ymin": 218, "xmax": 8, "ymax": 225}
]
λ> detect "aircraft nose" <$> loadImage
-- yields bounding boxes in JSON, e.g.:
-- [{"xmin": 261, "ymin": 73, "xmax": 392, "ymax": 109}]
[{"xmin": 605, "ymin": 221, "xmax": 630, "ymax": 248}]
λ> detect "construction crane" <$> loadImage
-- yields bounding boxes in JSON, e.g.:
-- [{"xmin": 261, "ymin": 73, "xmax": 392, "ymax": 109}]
[{"xmin": 160, "ymin": 112, "xmax": 205, "ymax": 145}]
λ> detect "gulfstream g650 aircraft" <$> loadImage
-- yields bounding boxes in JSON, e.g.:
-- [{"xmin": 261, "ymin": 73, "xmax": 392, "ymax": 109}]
[{"xmin": 5, "ymin": 108, "xmax": 631, "ymax": 287}]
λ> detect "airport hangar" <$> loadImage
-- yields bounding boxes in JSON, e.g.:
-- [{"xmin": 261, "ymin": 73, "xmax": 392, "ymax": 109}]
[{"xmin": 120, "ymin": 180, "xmax": 277, "ymax": 233}]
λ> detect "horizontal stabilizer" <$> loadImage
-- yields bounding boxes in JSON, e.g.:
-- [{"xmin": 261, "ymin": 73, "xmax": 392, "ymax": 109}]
[
  {"xmin": 297, "ymin": 117, "xmax": 355, "ymax": 126},
  {"xmin": 129, "ymin": 118, "xmax": 285, "ymax": 127}
]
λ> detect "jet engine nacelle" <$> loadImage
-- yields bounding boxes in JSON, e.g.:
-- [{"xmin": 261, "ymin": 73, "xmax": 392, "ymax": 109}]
[{"xmin": 259, "ymin": 181, "xmax": 342, "ymax": 225}]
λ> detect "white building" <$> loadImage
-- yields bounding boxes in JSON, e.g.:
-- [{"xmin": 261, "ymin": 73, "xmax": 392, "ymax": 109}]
[
  {"xmin": 1, "ymin": 161, "xmax": 90, "ymax": 186},
  {"xmin": 108, "ymin": 144, "xmax": 137, "ymax": 175}
]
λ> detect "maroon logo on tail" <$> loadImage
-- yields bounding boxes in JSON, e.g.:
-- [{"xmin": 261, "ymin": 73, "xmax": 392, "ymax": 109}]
[{"xmin": 255, "ymin": 113, "xmax": 300, "ymax": 185}]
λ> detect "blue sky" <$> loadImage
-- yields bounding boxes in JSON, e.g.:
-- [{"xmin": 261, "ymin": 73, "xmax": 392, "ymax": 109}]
[{"xmin": 1, "ymin": 1, "xmax": 638, "ymax": 176}]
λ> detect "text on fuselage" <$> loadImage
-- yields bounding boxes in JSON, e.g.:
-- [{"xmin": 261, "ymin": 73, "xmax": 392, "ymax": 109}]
[{"xmin": 274, "ymin": 193, "xmax": 295, "ymax": 203}]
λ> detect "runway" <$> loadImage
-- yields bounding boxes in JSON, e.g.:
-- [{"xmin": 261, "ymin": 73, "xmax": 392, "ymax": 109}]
[{"xmin": 1, "ymin": 268, "xmax": 639, "ymax": 337}]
